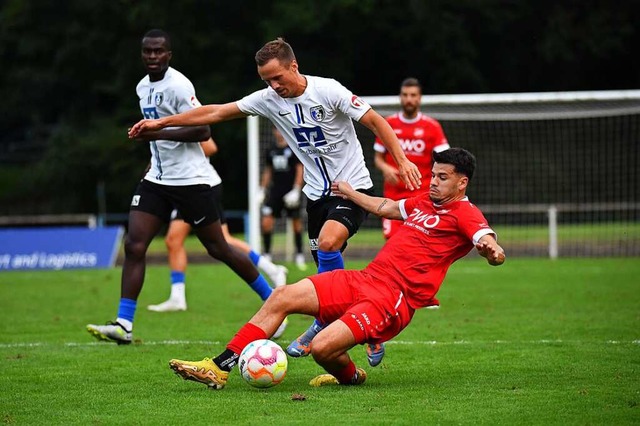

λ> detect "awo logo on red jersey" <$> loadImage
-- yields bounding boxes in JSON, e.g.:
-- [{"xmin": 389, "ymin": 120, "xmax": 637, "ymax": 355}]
[
  {"xmin": 407, "ymin": 208, "xmax": 440, "ymax": 231},
  {"xmin": 399, "ymin": 138, "xmax": 426, "ymax": 153}
]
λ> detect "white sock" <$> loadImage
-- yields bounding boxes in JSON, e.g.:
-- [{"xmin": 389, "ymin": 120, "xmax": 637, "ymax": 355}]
[{"xmin": 170, "ymin": 283, "xmax": 186, "ymax": 301}]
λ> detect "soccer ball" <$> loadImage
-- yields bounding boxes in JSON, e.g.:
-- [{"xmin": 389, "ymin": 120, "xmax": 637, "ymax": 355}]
[{"xmin": 239, "ymin": 339, "xmax": 288, "ymax": 388}]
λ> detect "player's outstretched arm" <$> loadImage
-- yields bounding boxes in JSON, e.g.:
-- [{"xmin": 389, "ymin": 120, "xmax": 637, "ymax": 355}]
[
  {"xmin": 133, "ymin": 126, "xmax": 211, "ymax": 143},
  {"xmin": 128, "ymin": 102, "xmax": 248, "ymax": 139},
  {"xmin": 476, "ymin": 235, "xmax": 506, "ymax": 266},
  {"xmin": 359, "ymin": 110, "xmax": 421, "ymax": 191},
  {"xmin": 331, "ymin": 181, "xmax": 402, "ymax": 220}
]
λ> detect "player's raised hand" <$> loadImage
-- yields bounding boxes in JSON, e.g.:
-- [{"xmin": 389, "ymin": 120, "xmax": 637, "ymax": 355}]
[
  {"xmin": 476, "ymin": 240, "xmax": 505, "ymax": 266},
  {"xmin": 397, "ymin": 160, "xmax": 422, "ymax": 191},
  {"xmin": 128, "ymin": 119, "xmax": 163, "ymax": 139}
]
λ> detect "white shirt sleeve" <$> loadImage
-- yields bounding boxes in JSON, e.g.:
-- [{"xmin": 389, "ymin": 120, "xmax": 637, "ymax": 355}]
[
  {"xmin": 237, "ymin": 89, "xmax": 268, "ymax": 116},
  {"xmin": 327, "ymin": 79, "xmax": 371, "ymax": 122}
]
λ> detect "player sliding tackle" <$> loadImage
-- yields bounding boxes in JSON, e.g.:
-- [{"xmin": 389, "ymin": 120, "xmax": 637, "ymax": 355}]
[{"xmin": 167, "ymin": 148, "xmax": 505, "ymax": 389}]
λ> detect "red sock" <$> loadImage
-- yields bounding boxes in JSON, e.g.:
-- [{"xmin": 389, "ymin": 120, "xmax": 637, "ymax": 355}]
[
  {"xmin": 331, "ymin": 360, "xmax": 357, "ymax": 384},
  {"xmin": 227, "ymin": 322, "xmax": 267, "ymax": 354}
]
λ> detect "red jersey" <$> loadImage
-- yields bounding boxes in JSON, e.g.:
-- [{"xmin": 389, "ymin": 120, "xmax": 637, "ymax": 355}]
[
  {"xmin": 374, "ymin": 112, "xmax": 449, "ymax": 200},
  {"xmin": 363, "ymin": 195, "xmax": 495, "ymax": 309}
]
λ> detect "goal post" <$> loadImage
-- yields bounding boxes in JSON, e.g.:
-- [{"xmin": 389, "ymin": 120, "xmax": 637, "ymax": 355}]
[{"xmin": 246, "ymin": 90, "xmax": 640, "ymax": 258}]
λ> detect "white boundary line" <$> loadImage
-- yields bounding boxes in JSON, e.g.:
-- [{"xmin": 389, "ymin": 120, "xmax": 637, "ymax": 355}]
[{"xmin": 1, "ymin": 339, "xmax": 638, "ymax": 349}]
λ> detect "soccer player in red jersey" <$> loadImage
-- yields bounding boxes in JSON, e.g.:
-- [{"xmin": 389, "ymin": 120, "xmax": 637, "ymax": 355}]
[
  {"xmin": 168, "ymin": 148, "xmax": 505, "ymax": 389},
  {"xmin": 374, "ymin": 78, "xmax": 450, "ymax": 240}
]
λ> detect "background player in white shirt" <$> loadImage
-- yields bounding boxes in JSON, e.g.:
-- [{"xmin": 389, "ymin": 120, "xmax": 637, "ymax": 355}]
[
  {"xmin": 87, "ymin": 29, "xmax": 280, "ymax": 344},
  {"xmin": 128, "ymin": 37, "xmax": 422, "ymax": 362}
]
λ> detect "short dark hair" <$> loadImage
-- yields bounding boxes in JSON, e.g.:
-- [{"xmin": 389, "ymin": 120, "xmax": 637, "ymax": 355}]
[
  {"xmin": 143, "ymin": 29, "xmax": 171, "ymax": 50},
  {"xmin": 433, "ymin": 148, "xmax": 476, "ymax": 180},
  {"xmin": 400, "ymin": 77, "xmax": 421, "ymax": 92},
  {"xmin": 255, "ymin": 37, "xmax": 296, "ymax": 66}
]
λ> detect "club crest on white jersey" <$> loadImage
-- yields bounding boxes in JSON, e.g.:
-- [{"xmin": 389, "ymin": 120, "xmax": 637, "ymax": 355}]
[
  {"xmin": 154, "ymin": 92, "xmax": 164, "ymax": 106},
  {"xmin": 310, "ymin": 105, "xmax": 326, "ymax": 122}
]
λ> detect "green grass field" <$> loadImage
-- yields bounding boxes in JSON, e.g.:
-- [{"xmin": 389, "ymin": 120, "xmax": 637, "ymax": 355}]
[
  {"xmin": 1, "ymin": 258, "xmax": 639, "ymax": 425},
  {"xmin": 142, "ymin": 222, "xmax": 640, "ymax": 256}
]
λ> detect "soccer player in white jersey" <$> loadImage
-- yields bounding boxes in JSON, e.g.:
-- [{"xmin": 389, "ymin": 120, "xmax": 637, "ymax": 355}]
[
  {"xmin": 86, "ymin": 29, "xmax": 282, "ymax": 345},
  {"xmin": 128, "ymin": 37, "xmax": 422, "ymax": 363}
]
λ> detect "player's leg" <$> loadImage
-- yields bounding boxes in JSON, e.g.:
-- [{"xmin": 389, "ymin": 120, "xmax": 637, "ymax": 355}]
[
  {"xmin": 260, "ymin": 209, "xmax": 275, "ymax": 261},
  {"xmin": 87, "ymin": 181, "xmax": 170, "ymax": 344},
  {"xmin": 288, "ymin": 195, "xmax": 366, "ymax": 357},
  {"xmin": 308, "ymin": 320, "xmax": 366, "ymax": 386},
  {"xmin": 174, "ymin": 184, "xmax": 270, "ymax": 303},
  {"xmin": 224, "ymin": 223, "xmax": 287, "ymax": 289},
  {"xmin": 195, "ymin": 220, "xmax": 274, "ymax": 298},
  {"xmin": 169, "ymin": 279, "xmax": 319, "ymax": 389},
  {"xmin": 213, "ymin": 183, "xmax": 287, "ymax": 289},
  {"xmin": 87, "ymin": 212, "xmax": 164, "ymax": 343},
  {"xmin": 316, "ymin": 219, "xmax": 349, "ymax": 271},
  {"xmin": 148, "ymin": 213, "xmax": 190, "ymax": 312},
  {"xmin": 291, "ymin": 209, "xmax": 307, "ymax": 271}
]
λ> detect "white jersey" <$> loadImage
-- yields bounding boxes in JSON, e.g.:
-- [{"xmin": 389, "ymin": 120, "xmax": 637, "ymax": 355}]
[
  {"xmin": 136, "ymin": 67, "xmax": 220, "ymax": 187},
  {"xmin": 237, "ymin": 75, "xmax": 373, "ymax": 200}
]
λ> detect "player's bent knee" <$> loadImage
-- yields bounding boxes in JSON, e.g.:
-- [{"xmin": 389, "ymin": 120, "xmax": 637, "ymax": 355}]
[
  {"xmin": 309, "ymin": 336, "xmax": 338, "ymax": 364},
  {"xmin": 124, "ymin": 239, "xmax": 147, "ymax": 259},
  {"xmin": 317, "ymin": 237, "xmax": 344, "ymax": 252},
  {"xmin": 267, "ymin": 286, "xmax": 297, "ymax": 312},
  {"xmin": 203, "ymin": 242, "xmax": 233, "ymax": 261}
]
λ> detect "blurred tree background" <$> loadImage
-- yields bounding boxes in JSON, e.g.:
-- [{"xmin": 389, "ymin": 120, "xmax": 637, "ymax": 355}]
[{"xmin": 0, "ymin": 0, "xmax": 638, "ymax": 218}]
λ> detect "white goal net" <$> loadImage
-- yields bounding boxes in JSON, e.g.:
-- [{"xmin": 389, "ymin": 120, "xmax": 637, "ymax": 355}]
[{"xmin": 247, "ymin": 90, "xmax": 640, "ymax": 258}]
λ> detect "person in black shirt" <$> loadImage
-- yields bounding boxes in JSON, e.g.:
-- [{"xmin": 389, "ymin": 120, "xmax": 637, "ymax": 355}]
[{"xmin": 258, "ymin": 127, "xmax": 307, "ymax": 270}]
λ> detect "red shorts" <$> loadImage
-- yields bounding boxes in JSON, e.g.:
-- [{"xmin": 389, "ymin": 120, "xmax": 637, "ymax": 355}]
[{"xmin": 309, "ymin": 270, "xmax": 415, "ymax": 344}]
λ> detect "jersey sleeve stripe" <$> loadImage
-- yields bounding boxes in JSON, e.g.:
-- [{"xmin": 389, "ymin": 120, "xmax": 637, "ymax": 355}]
[
  {"xmin": 472, "ymin": 228, "xmax": 496, "ymax": 244},
  {"xmin": 373, "ymin": 142, "xmax": 387, "ymax": 153},
  {"xmin": 398, "ymin": 199, "xmax": 408, "ymax": 219},
  {"xmin": 434, "ymin": 142, "xmax": 451, "ymax": 153}
]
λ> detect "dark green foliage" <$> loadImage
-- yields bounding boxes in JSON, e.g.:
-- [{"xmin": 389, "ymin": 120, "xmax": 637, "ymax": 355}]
[{"xmin": 1, "ymin": 0, "xmax": 638, "ymax": 213}]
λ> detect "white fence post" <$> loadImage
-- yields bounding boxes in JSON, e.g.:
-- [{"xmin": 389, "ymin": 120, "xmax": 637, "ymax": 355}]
[
  {"xmin": 548, "ymin": 205, "xmax": 558, "ymax": 259},
  {"xmin": 247, "ymin": 116, "xmax": 261, "ymax": 251}
]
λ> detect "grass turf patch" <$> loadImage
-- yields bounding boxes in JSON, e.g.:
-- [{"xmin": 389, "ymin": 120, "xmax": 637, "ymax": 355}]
[{"xmin": 1, "ymin": 258, "xmax": 638, "ymax": 424}]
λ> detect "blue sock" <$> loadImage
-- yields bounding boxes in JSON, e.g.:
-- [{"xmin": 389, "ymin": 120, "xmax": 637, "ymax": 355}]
[
  {"xmin": 317, "ymin": 250, "xmax": 344, "ymax": 273},
  {"xmin": 117, "ymin": 298, "xmax": 137, "ymax": 323},
  {"xmin": 248, "ymin": 250, "xmax": 260, "ymax": 266},
  {"xmin": 248, "ymin": 275, "xmax": 273, "ymax": 301},
  {"xmin": 312, "ymin": 318, "xmax": 324, "ymax": 331},
  {"xmin": 170, "ymin": 270, "xmax": 185, "ymax": 285}
]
